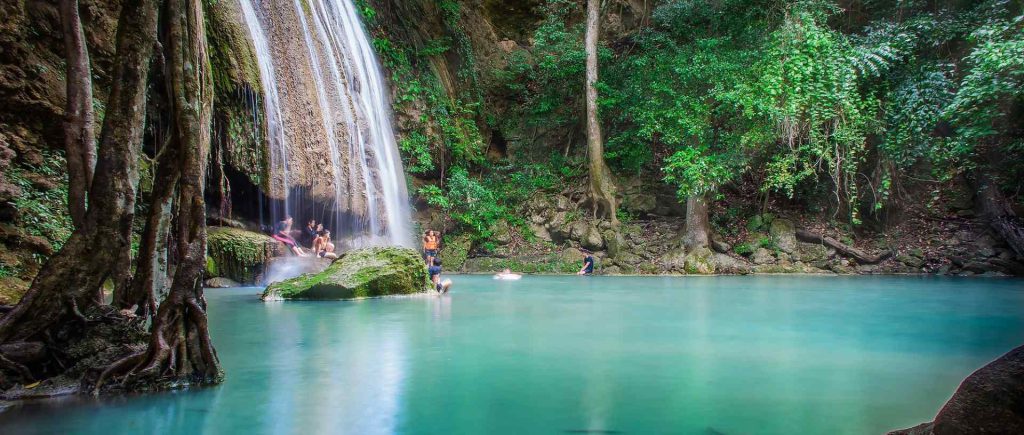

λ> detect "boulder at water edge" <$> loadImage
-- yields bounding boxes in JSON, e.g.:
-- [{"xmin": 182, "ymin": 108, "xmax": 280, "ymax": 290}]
[
  {"xmin": 887, "ymin": 344, "xmax": 1024, "ymax": 435},
  {"xmin": 206, "ymin": 226, "xmax": 280, "ymax": 285},
  {"xmin": 261, "ymin": 247, "xmax": 429, "ymax": 301}
]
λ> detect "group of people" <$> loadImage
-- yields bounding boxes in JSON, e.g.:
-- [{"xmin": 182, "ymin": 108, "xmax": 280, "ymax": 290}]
[
  {"xmin": 271, "ymin": 216, "xmax": 337, "ymax": 259},
  {"xmin": 270, "ymin": 221, "xmax": 593, "ymax": 291},
  {"xmin": 422, "ymin": 230, "xmax": 449, "ymax": 293}
]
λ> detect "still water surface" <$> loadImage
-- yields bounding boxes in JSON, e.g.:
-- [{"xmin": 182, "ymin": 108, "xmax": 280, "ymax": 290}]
[{"xmin": 1, "ymin": 275, "xmax": 1022, "ymax": 434}]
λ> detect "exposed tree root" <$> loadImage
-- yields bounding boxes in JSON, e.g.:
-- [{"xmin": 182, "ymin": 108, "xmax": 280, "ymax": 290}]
[
  {"xmin": 0, "ymin": 352, "xmax": 33, "ymax": 381},
  {"xmin": 795, "ymin": 229, "xmax": 894, "ymax": 264}
]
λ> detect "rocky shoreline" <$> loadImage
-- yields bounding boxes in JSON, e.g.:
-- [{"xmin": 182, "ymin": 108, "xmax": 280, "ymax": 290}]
[{"xmin": 431, "ymin": 190, "xmax": 1024, "ymax": 278}]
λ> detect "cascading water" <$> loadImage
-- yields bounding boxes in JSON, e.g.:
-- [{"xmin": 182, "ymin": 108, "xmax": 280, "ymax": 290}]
[{"xmin": 239, "ymin": 0, "xmax": 413, "ymax": 248}]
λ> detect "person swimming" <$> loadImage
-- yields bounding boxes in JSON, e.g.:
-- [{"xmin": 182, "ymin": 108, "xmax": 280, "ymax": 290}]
[{"xmin": 494, "ymin": 268, "xmax": 522, "ymax": 280}]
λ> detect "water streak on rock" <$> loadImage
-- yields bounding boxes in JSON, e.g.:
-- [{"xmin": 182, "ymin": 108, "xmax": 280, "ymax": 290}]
[{"xmin": 239, "ymin": 0, "xmax": 413, "ymax": 247}]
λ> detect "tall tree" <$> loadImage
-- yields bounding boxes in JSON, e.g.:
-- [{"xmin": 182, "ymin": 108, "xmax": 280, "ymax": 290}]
[
  {"xmin": 60, "ymin": 0, "xmax": 96, "ymax": 229},
  {"xmin": 0, "ymin": 0, "xmax": 160, "ymax": 379},
  {"xmin": 584, "ymin": 0, "xmax": 618, "ymax": 223},
  {"xmin": 92, "ymin": 0, "xmax": 221, "ymax": 389}
]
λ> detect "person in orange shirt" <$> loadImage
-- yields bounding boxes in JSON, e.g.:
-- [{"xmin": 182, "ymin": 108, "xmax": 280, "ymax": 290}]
[{"xmin": 423, "ymin": 230, "xmax": 440, "ymax": 265}]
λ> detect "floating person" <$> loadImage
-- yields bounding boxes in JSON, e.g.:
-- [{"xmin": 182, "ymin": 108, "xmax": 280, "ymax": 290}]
[
  {"xmin": 272, "ymin": 216, "xmax": 307, "ymax": 256},
  {"xmin": 428, "ymin": 257, "xmax": 451, "ymax": 293},
  {"xmin": 423, "ymin": 230, "xmax": 440, "ymax": 265},
  {"xmin": 494, "ymin": 268, "xmax": 522, "ymax": 280},
  {"xmin": 576, "ymin": 249, "xmax": 595, "ymax": 275},
  {"xmin": 313, "ymin": 230, "xmax": 338, "ymax": 259}
]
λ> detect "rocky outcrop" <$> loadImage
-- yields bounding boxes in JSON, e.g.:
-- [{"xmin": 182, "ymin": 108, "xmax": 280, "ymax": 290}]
[
  {"xmin": 463, "ymin": 247, "xmax": 581, "ymax": 274},
  {"xmin": 205, "ymin": 226, "xmax": 280, "ymax": 285},
  {"xmin": 206, "ymin": 0, "xmax": 268, "ymax": 201},
  {"xmin": 204, "ymin": 277, "xmax": 241, "ymax": 288},
  {"xmin": 888, "ymin": 344, "xmax": 1024, "ymax": 435},
  {"xmin": 261, "ymin": 247, "xmax": 429, "ymax": 300}
]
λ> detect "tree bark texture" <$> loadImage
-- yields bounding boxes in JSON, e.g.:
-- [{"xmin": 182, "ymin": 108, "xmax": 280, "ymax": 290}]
[
  {"xmin": 117, "ymin": 144, "xmax": 179, "ymax": 316},
  {"xmin": 585, "ymin": 0, "xmax": 618, "ymax": 223},
  {"xmin": 683, "ymin": 194, "xmax": 710, "ymax": 251},
  {"xmin": 60, "ymin": 0, "xmax": 96, "ymax": 229},
  {"xmin": 0, "ymin": 0, "xmax": 160, "ymax": 348},
  {"xmin": 97, "ymin": 0, "xmax": 221, "ymax": 388}
]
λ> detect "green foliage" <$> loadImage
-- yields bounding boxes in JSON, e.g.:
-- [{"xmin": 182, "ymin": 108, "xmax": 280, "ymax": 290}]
[
  {"xmin": 603, "ymin": 0, "xmax": 770, "ymax": 199},
  {"xmin": 495, "ymin": 0, "xmax": 601, "ymax": 138},
  {"xmin": 363, "ymin": 2, "xmax": 486, "ymax": 174},
  {"xmin": 733, "ymin": 242, "xmax": 754, "ymax": 256},
  {"xmin": 420, "ymin": 168, "xmax": 504, "ymax": 239},
  {"xmin": 941, "ymin": 11, "xmax": 1024, "ymax": 182},
  {"xmin": 746, "ymin": 6, "xmax": 879, "ymax": 212},
  {"xmin": 8, "ymin": 152, "xmax": 74, "ymax": 250}
]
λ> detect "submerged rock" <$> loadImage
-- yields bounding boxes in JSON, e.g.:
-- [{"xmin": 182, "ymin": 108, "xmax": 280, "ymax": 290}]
[
  {"xmin": 261, "ymin": 247, "xmax": 429, "ymax": 301},
  {"xmin": 888, "ymin": 344, "xmax": 1024, "ymax": 435}
]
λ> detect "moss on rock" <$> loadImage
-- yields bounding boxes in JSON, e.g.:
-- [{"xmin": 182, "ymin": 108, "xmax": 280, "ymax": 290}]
[
  {"xmin": 261, "ymin": 247, "xmax": 429, "ymax": 300},
  {"xmin": 0, "ymin": 276, "xmax": 29, "ymax": 305},
  {"xmin": 441, "ymin": 233, "xmax": 472, "ymax": 271},
  {"xmin": 206, "ymin": 226, "xmax": 278, "ymax": 284},
  {"xmin": 683, "ymin": 247, "xmax": 716, "ymax": 274},
  {"xmin": 463, "ymin": 247, "xmax": 581, "ymax": 274}
]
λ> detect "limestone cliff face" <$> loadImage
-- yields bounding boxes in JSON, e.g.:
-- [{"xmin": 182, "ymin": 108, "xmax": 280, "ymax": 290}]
[{"xmin": 207, "ymin": 0, "xmax": 268, "ymax": 211}]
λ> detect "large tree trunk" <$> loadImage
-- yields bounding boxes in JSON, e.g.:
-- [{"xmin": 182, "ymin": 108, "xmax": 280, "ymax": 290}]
[
  {"xmin": 584, "ymin": 0, "xmax": 618, "ymax": 223},
  {"xmin": 91, "ymin": 0, "xmax": 221, "ymax": 391},
  {"xmin": 0, "ymin": 0, "xmax": 160, "ymax": 351},
  {"xmin": 683, "ymin": 194, "xmax": 710, "ymax": 251},
  {"xmin": 973, "ymin": 173, "xmax": 1024, "ymax": 257},
  {"xmin": 60, "ymin": 0, "xmax": 96, "ymax": 229}
]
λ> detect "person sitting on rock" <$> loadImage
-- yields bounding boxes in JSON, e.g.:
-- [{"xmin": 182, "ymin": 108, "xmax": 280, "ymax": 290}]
[
  {"xmin": 576, "ymin": 249, "xmax": 595, "ymax": 275},
  {"xmin": 272, "ymin": 216, "xmax": 307, "ymax": 256},
  {"xmin": 301, "ymin": 219, "xmax": 318, "ymax": 249},
  {"xmin": 428, "ymin": 257, "xmax": 443, "ymax": 292},
  {"xmin": 423, "ymin": 230, "xmax": 440, "ymax": 265},
  {"xmin": 313, "ymin": 230, "xmax": 338, "ymax": 259}
]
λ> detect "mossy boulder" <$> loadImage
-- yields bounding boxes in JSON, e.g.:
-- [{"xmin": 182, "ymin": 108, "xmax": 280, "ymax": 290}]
[
  {"xmin": 683, "ymin": 247, "xmax": 716, "ymax": 274},
  {"xmin": 261, "ymin": 247, "xmax": 429, "ymax": 301},
  {"xmin": 768, "ymin": 218, "xmax": 797, "ymax": 253},
  {"xmin": 206, "ymin": 226, "xmax": 279, "ymax": 285}
]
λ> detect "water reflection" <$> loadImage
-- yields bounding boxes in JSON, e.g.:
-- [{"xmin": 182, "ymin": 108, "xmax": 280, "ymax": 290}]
[{"xmin": 0, "ymin": 277, "xmax": 1022, "ymax": 435}]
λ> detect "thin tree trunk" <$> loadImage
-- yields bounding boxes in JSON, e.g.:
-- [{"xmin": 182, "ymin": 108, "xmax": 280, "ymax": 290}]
[
  {"xmin": 683, "ymin": 194, "xmax": 710, "ymax": 251},
  {"xmin": 60, "ymin": 0, "xmax": 96, "ymax": 229},
  {"xmin": 585, "ymin": 0, "xmax": 618, "ymax": 223},
  {"xmin": 118, "ymin": 144, "xmax": 179, "ymax": 316},
  {"xmin": 0, "ymin": 0, "xmax": 159, "ymax": 349}
]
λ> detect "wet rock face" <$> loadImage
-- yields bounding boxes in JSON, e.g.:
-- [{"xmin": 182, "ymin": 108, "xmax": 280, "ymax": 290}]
[
  {"xmin": 261, "ymin": 247, "xmax": 429, "ymax": 300},
  {"xmin": 888, "ymin": 345, "xmax": 1024, "ymax": 435}
]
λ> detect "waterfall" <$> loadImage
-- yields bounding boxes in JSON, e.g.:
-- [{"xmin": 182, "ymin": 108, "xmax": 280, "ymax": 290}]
[{"xmin": 239, "ymin": 0, "xmax": 414, "ymax": 248}]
